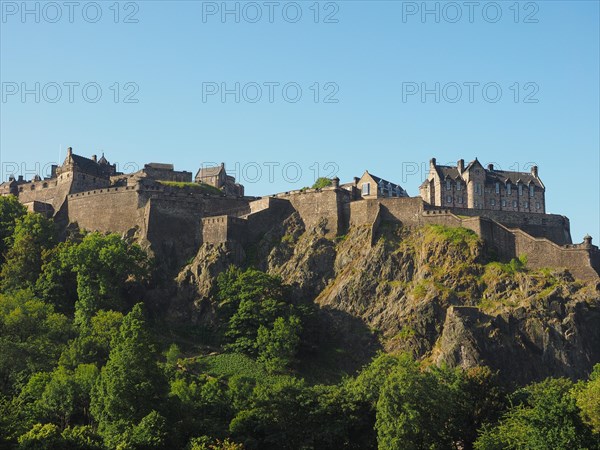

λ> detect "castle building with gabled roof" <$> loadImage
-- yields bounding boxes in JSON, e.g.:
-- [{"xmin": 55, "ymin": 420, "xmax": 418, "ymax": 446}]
[{"xmin": 420, "ymin": 158, "xmax": 545, "ymax": 213}]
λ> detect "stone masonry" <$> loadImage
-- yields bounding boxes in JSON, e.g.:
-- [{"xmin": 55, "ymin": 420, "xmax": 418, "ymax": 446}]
[{"xmin": 1, "ymin": 149, "xmax": 598, "ymax": 280}]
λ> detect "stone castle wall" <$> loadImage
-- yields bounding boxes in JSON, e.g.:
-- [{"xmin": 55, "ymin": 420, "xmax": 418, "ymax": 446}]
[
  {"xmin": 67, "ymin": 187, "xmax": 143, "ymax": 234},
  {"xmin": 431, "ymin": 206, "xmax": 571, "ymax": 245},
  {"xmin": 420, "ymin": 210, "xmax": 599, "ymax": 281},
  {"xmin": 273, "ymin": 187, "xmax": 351, "ymax": 238},
  {"xmin": 67, "ymin": 185, "xmax": 250, "ymax": 267},
  {"xmin": 201, "ymin": 215, "xmax": 248, "ymax": 244}
]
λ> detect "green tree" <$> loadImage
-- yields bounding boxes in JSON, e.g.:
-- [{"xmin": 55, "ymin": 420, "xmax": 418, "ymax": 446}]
[
  {"xmin": 168, "ymin": 374, "xmax": 231, "ymax": 446},
  {"xmin": 0, "ymin": 195, "xmax": 27, "ymax": 262},
  {"xmin": 256, "ymin": 315, "xmax": 302, "ymax": 373},
  {"xmin": 0, "ymin": 290, "xmax": 71, "ymax": 395},
  {"xmin": 229, "ymin": 377, "xmax": 317, "ymax": 450},
  {"xmin": 311, "ymin": 177, "xmax": 332, "ymax": 189},
  {"xmin": 217, "ymin": 267, "xmax": 294, "ymax": 355},
  {"xmin": 59, "ymin": 310, "xmax": 124, "ymax": 369},
  {"xmin": 90, "ymin": 303, "xmax": 167, "ymax": 446},
  {"xmin": 60, "ymin": 425, "xmax": 103, "ymax": 449},
  {"xmin": 17, "ymin": 423, "xmax": 63, "ymax": 449},
  {"xmin": 66, "ymin": 233, "xmax": 150, "ymax": 325},
  {"xmin": 375, "ymin": 355, "xmax": 458, "ymax": 450},
  {"xmin": 475, "ymin": 377, "xmax": 596, "ymax": 450},
  {"xmin": 1, "ymin": 213, "xmax": 56, "ymax": 291},
  {"xmin": 39, "ymin": 364, "xmax": 99, "ymax": 428},
  {"xmin": 35, "ymin": 242, "xmax": 78, "ymax": 315},
  {"xmin": 576, "ymin": 364, "xmax": 600, "ymax": 434}
]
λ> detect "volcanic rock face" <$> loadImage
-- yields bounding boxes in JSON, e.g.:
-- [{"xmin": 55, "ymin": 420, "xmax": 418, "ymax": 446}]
[{"xmin": 175, "ymin": 219, "xmax": 600, "ymax": 384}]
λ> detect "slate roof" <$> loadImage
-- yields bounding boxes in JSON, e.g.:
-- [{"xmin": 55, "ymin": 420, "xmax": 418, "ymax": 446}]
[
  {"xmin": 485, "ymin": 169, "xmax": 543, "ymax": 188},
  {"xmin": 435, "ymin": 165, "xmax": 462, "ymax": 180},
  {"xmin": 196, "ymin": 165, "xmax": 224, "ymax": 178},
  {"xmin": 367, "ymin": 173, "xmax": 408, "ymax": 197},
  {"xmin": 434, "ymin": 160, "xmax": 544, "ymax": 188}
]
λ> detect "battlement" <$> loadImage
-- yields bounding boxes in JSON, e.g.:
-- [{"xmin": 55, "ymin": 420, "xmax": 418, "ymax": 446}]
[{"xmin": 2, "ymin": 147, "xmax": 596, "ymax": 280}]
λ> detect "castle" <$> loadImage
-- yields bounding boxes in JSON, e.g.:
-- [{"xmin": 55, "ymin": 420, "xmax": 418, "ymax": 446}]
[{"xmin": 1, "ymin": 148, "xmax": 598, "ymax": 281}]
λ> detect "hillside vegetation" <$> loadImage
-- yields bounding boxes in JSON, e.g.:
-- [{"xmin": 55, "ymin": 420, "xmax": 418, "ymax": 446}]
[{"xmin": 0, "ymin": 196, "xmax": 598, "ymax": 449}]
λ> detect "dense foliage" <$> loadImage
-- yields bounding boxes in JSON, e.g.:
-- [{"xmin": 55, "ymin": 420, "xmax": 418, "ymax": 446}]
[{"xmin": 0, "ymin": 197, "xmax": 598, "ymax": 449}]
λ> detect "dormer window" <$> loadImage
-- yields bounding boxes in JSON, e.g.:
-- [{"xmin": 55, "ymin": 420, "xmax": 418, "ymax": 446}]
[
  {"xmin": 506, "ymin": 182, "xmax": 511, "ymax": 195},
  {"xmin": 495, "ymin": 182, "xmax": 500, "ymax": 194},
  {"xmin": 456, "ymin": 181, "xmax": 461, "ymax": 191},
  {"xmin": 446, "ymin": 180, "xmax": 451, "ymax": 191},
  {"xmin": 362, "ymin": 183, "xmax": 370, "ymax": 195},
  {"xmin": 530, "ymin": 185, "xmax": 535, "ymax": 197}
]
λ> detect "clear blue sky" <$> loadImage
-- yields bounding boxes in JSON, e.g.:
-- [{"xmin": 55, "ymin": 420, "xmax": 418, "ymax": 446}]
[{"xmin": 1, "ymin": 1, "xmax": 598, "ymax": 241}]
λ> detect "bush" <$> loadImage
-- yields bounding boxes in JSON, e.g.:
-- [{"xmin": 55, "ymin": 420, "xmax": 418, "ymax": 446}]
[{"xmin": 311, "ymin": 178, "xmax": 332, "ymax": 189}]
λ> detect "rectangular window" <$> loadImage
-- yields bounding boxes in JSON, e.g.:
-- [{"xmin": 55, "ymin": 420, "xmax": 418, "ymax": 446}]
[
  {"xmin": 475, "ymin": 183, "xmax": 482, "ymax": 195},
  {"xmin": 524, "ymin": 201, "xmax": 529, "ymax": 209},
  {"xmin": 362, "ymin": 183, "xmax": 370, "ymax": 195},
  {"xmin": 456, "ymin": 181, "xmax": 461, "ymax": 191},
  {"xmin": 536, "ymin": 202, "xmax": 541, "ymax": 210},
  {"xmin": 458, "ymin": 197, "xmax": 463, "ymax": 204},
  {"xmin": 513, "ymin": 200, "xmax": 518, "ymax": 208},
  {"xmin": 530, "ymin": 185, "xmax": 535, "ymax": 197},
  {"xmin": 491, "ymin": 199, "xmax": 496, "ymax": 206},
  {"xmin": 502, "ymin": 199, "xmax": 506, "ymax": 207},
  {"xmin": 507, "ymin": 183, "xmax": 511, "ymax": 195},
  {"xmin": 475, "ymin": 200, "xmax": 480, "ymax": 208},
  {"xmin": 495, "ymin": 182, "xmax": 500, "ymax": 194},
  {"xmin": 446, "ymin": 196, "xmax": 452, "ymax": 204},
  {"xmin": 446, "ymin": 180, "xmax": 451, "ymax": 191},
  {"xmin": 518, "ymin": 184, "xmax": 523, "ymax": 196}
]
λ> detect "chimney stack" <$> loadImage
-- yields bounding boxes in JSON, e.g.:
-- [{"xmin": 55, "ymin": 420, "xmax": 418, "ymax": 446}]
[
  {"xmin": 91, "ymin": 154, "xmax": 97, "ymax": 162},
  {"xmin": 67, "ymin": 147, "xmax": 73, "ymax": 156},
  {"xmin": 457, "ymin": 159, "xmax": 464, "ymax": 173},
  {"xmin": 531, "ymin": 165, "xmax": 538, "ymax": 178},
  {"xmin": 430, "ymin": 158, "xmax": 437, "ymax": 168},
  {"xmin": 487, "ymin": 163, "xmax": 494, "ymax": 171},
  {"xmin": 353, "ymin": 176, "xmax": 360, "ymax": 186},
  {"xmin": 332, "ymin": 176, "xmax": 340, "ymax": 188},
  {"xmin": 18, "ymin": 175, "xmax": 23, "ymax": 182}
]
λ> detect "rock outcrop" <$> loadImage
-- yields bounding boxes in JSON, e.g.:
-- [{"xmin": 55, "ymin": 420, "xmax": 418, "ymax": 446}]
[{"xmin": 173, "ymin": 219, "xmax": 600, "ymax": 384}]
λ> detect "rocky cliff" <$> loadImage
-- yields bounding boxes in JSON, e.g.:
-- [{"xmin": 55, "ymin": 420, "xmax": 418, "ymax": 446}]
[{"xmin": 173, "ymin": 218, "xmax": 600, "ymax": 385}]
